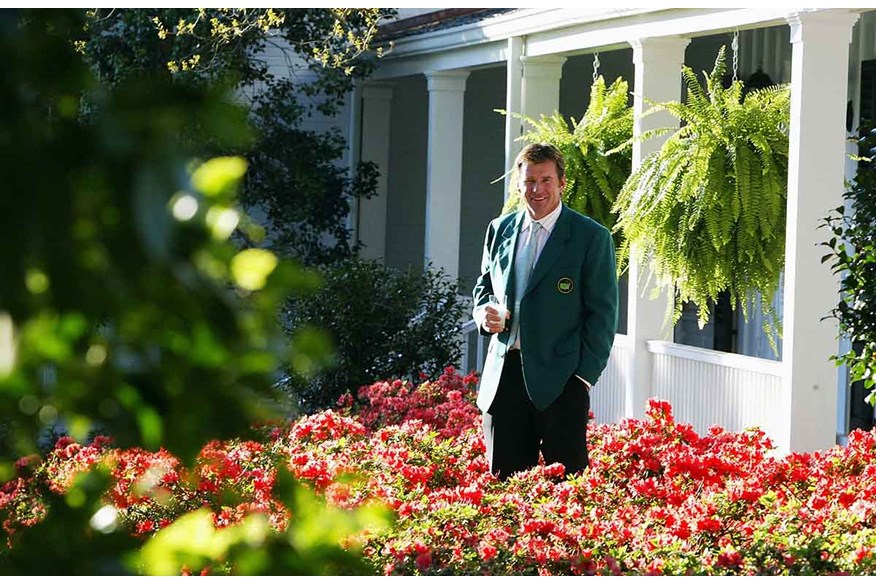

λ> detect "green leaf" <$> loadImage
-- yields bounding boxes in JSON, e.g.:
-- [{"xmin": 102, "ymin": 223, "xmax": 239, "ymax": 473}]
[
  {"xmin": 135, "ymin": 508, "xmax": 250, "ymax": 575},
  {"xmin": 231, "ymin": 249, "xmax": 279, "ymax": 291},
  {"xmin": 137, "ymin": 406, "xmax": 164, "ymax": 450},
  {"xmin": 191, "ymin": 156, "xmax": 248, "ymax": 200}
]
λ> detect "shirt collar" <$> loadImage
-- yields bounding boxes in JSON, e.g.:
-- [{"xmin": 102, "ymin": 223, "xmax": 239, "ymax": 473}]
[{"xmin": 522, "ymin": 202, "xmax": 562, "ymax": 234}]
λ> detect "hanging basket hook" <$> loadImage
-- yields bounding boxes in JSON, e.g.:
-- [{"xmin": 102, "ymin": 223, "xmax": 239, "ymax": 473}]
[{"xmin": 731, "ymin": 29, "xmax": 739, "ymax": 83}]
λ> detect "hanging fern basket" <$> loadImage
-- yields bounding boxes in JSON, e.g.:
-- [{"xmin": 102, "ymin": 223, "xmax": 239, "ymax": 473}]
[
  {"xmin": 502, "ymin": 75, "xmax": 633, "ymax": 247},
  {"xmin": 613, "ymin": 46, "xmax": 790, "ymax": 335}
]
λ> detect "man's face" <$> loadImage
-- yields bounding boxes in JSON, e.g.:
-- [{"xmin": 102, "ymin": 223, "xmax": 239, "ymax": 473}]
[{"xmin": 519, "ymin": 160, "xmax": 566, "ymax": 220}]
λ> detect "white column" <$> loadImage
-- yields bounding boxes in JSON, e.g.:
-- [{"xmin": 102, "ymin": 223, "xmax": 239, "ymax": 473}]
[
  {"xmin": 358, "ymin": 83, "xmax": 394, "ymax": 261},
  {"xmin": 424, "ymin": 70, "xmax": 469, "ymax": 279},
  {"xmin": 503, "ymin": 37, "xmax": 524, "ymax": 199},
  {"xmin": 837, "ymin": 13, "xmax": 868, "ymax": 439},
  {"xmin": 520, "ymin": 55, "xmax": 567, "ymax": 130},
  {"xmin": 781, "ymin": 10, "xmax": 859, "ymax": 454},
  {"xmin": 505, "ymin": 54, "xmax": 565, "ymax": 202},
  {"xmin": 626, "ymin": 37, "xmax": 690, "ymax": 419}
]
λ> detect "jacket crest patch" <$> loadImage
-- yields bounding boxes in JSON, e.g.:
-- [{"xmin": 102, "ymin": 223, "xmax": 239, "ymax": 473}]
[{"xmin": 557, "ymin": 277, "xmax": 574, "ymax": 294}]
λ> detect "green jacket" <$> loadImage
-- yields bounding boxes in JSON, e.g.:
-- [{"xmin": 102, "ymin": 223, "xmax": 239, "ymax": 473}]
[{"xmin": 472, "ymin": 205, "xmax": 618, "ymax": 411}]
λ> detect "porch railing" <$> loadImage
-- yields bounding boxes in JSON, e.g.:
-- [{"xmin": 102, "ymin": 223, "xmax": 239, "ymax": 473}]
[
  {"xmin": 647, "ymin": 340, "xmax": 784, "ymax": 441},
  {"xmin": 460, "ymin": 317, "xmax": 783, "ymax": 443},
  {"xmin": 590, "ymin": 334, "xmax": 631, "ymax": 424}
]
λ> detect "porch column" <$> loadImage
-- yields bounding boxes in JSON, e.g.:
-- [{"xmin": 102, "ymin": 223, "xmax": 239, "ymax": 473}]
[
  {"xmin": 424, "ymin": 70, "xmax": 469, "ymax": 279},
  {"xmin": 503, "ymin": 37, "xmax": 524, "ymax": 199},
  {"xmin": 520, "ymin": 55, "xmax": 567, "ymax": 131},
  {"xmin": 781, "ymin": 10, "xmax": 859, "ymax": 454},
  {"xmin": 358, "ymin": 83, "xmax": 394, "ymax": 261},
  {"xmin": 504, "ymin": 54, "xmax": 565, "ymax": 200},
  {"xmin": 627, "ymin": 37, "xmax": 689, "ymax": 419}
]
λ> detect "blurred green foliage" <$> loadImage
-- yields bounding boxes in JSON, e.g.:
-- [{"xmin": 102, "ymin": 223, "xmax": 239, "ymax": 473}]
[
  {"xmin": 0, "ymin": 9, "xmax": 389, "ymax": 575},
  {"xmin": 0, "ymin": 9, "xmax": 315, "ymax": 463},
  {"xmin": 132, "ymin": 469, "xmax": 391, "ymax": 576}
]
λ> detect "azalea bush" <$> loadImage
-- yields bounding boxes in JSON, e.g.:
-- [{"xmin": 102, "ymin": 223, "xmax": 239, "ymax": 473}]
[{"xmin": 5, "ymin": 367, "xmax": 876, "ymax": 575}]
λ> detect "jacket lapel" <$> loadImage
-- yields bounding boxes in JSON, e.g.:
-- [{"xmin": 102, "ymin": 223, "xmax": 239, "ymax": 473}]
[
  {"xmin": 497, "ymin": 211, "xmax": 525, "ymax": 299},
  {"xmin": 525, "ymin": 205, "xmax": 571, "ymax": 296}
]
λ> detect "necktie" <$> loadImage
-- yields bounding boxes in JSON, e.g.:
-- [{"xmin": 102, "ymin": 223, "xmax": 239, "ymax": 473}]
[{"xmin": 508, "ymin": 221, "xmax": 541, "ymax": 347}]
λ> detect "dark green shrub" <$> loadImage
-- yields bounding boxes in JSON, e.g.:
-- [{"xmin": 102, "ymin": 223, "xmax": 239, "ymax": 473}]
[
  {"xmin": 823, "ymin": 124, "xmax": 876, "ymax": 404},
  {"xmin": 282, "ymin": 259, "xmax": 466, "ymax": 413}
]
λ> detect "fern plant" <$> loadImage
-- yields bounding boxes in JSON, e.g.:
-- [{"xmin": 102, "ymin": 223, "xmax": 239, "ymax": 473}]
[
  {"xmin": 613, "ymin": 46, "xmax": 790, "ymax": 337},
  {"xmin": 502, "ymin": 75, "xmax": 633, "ymax": 246}
]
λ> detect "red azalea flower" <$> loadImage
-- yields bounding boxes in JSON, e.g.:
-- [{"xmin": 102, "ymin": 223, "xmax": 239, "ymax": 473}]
[
  {"xmin": 478, "ymin": 542, "xmax": 497, "ymax": 562},
  {"xmin": 696, "ymin": 517, "xmax": 722, "ymax": 533},
  {"xmin": 415, "ymin": 551, "xmax": 433, "ymax": 572}
]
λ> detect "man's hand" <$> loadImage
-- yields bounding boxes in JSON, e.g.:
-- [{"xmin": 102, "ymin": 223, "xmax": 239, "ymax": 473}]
[
  {"xmin": 483, "ymin": 305, "xmax": 510, "ymax": 334},
  {"xmin": 574, "ymin": 374, "xmax": 592, "ymax": 392}
]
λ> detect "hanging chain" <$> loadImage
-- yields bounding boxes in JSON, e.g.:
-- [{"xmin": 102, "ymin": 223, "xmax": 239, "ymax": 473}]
[
  {"xmin": 731, "ymin": 29, "xmax": 739, "ymax": 83},
  {"xmin": 592, "ymin": 51, "xmax": 600, "ymax": 83}
]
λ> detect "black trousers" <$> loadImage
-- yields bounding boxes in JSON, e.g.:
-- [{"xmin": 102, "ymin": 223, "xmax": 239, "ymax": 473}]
[{"xmin": 482, "ymin": 350, "xmax": 590, "ymax": 480}]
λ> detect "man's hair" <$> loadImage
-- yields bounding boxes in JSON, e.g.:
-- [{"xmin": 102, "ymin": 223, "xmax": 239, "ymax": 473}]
[{"xmin": 514, "ymin": 142, "xmax": 565, "ymax": 180}]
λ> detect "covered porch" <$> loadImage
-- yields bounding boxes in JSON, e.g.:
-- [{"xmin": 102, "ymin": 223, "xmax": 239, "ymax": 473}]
[{"xmin": 353, "ymin": 8, "xmax": 872, "ymax": 456}]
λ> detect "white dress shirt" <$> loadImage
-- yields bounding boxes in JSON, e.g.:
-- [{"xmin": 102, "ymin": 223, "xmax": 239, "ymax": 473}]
[
  {"xmin": 508, "ymin": 202, "xmax": 562, "ymax": 350},
  {"xmin": 518, "ymin": 203, "xmax": 561, "ymax": 264}
]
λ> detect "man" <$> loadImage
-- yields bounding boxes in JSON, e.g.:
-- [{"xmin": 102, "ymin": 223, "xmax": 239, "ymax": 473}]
[{"xmin": 472, "ymin": 142, "xmax": 618, "ymax": 479}]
